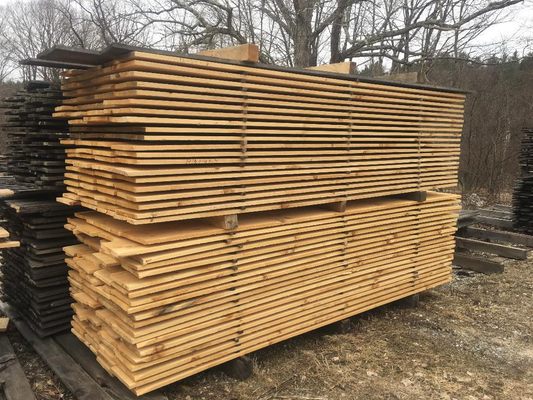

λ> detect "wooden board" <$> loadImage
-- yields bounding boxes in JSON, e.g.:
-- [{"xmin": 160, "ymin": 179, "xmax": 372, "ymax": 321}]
[
  {"xmin": 52, "ymin": 50, "xmax": 465, "ymax": 224},
  {"xmin": 0, "ymin": 226, "xmax": 19, "ymax": 249},
  {"xmin": 63, "ymin": 192, "xmax": 459, "ymax": 394},
  {"xmin": 476, "ymin": 215, "xmax": 514, "ymax": 229},
  {"xmin": 0, "ymin": 317, "xmax": 8, "ymax": 332},
  {"xmin": 461, "ymin": 226, "xmax": 533, "ymax": 247},
  {"xmin": 452, "ymin": 253, "xmax": 504, "ymax": 274},
  {"xmin": 198, "ymin": 44, "xmax": 259, "ymax": 62},
  {"xmin": 307, "ymin": 61, "xmax": 357, "ymax": 74},
  {"xmin": 455, "ymin": 237, "xmax": 528, "ymax": 259}
]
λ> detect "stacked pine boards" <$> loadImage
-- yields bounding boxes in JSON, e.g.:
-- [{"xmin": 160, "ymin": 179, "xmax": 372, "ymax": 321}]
[
  {"xmin": 513, "ymin": 128, "xmax": 533, "ymax": 233},
  {"xmin": 54, "ymin": 49, "xmax": 464, "ymax": 223},
  {"xmin": 28, "ymin": 44, "xmax": 465, "ymax": 395},
  {"xmin": 0, "ymin": 82, "xmax": 75, "ymax": 336},
  {"xmin": 65, "ymin": 193, "xmax": 459, "ymax": 394}
]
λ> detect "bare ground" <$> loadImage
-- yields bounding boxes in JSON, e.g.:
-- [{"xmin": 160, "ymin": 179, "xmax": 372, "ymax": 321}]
[{"xmin": 6, "ymin": 257, "xmax": 533, "ymax": 400}]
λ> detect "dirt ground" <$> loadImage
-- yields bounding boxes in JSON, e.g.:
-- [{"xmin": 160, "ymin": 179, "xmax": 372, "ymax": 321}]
[{"xmin": 6, "ymin": 256, "xmax": 533, "ymax": 400}]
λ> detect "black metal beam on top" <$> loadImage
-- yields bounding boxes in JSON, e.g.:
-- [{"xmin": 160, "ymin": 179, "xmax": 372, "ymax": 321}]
[
  {"xmin": 20, "ymin": 58, "xmax": 96, "ymax": 70},
  {"xmin": 20, "ymin": 43, "xmax": 469, "ymax": 95}
]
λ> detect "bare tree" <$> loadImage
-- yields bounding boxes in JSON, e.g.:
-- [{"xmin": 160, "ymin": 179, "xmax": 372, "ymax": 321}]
[
  {"xmin": 128, "ymin": 0, "xmax": 521, "ymax": 68},
  {"xmin": 0, "ymin": 9, "xmax": 17, "ymax": 82},
  {"xmin": 64, "ymin": 0, "xmax": 154, "ymax": 46},
  {"xmin": 129, "ymin": 0, "xmax": 363, "ymax": 66},
  {"xmin": 0, "ymin": 0, "xmax": 526, "ymax": 80},
  {"xmin": 332, "ymin": 0, "xmax": 522, "ymax": 66},
  {"xmin": 54, "ymin": 0, "xmax": 102, "ymax": 48},
  {"xmin": 3, "ymin": 0, "xmax": 75, "ymax": 80}
]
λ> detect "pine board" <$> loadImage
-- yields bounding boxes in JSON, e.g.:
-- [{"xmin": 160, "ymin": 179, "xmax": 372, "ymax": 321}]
[
  {"xmin": 64, "ymin": 192, "xmax": 459, "ymax": 394},
  {"xmin": 54, "ymin": 51, "xmax": 465, "ymax": 224}
]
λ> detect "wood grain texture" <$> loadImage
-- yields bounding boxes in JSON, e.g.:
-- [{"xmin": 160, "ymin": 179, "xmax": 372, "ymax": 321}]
[
  {"xmin": 64, "ymin": 192, "xmax": 460, "ymax": 395},
  {"xmin": 513, "ymin": 128, "xmax": 533, "ymax": 234},
  {"xmin": 53, "ymin": 51, "xmax": 465, "ymax": 224},
  {"xmin": 0, "ymin": 318, "xmax": 8, "ymax": 332},
  {"xmin": 307, "ymin": 61, "xmax": 357, "ymax": 74},
  {"xmin": 198, "ymin": 44, "xmax": 259, "ymax": 62},
  {"xmin": 0, "ymin": 302, "xmax": 112, "ymax": 400}
]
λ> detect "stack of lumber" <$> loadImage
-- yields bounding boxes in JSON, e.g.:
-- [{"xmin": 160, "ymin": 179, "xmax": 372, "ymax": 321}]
[
  {"xmin": 0, "ymin": 199, "xmax": 77, "ymax": 336},
  {"xmin": 0, "ymin": 225, "xmax": 19, "ymax": 307},
  {"xmin": 0, "ymin": 156, "xmax": 15, "ymax": 189},
  {"xmin": 54, "ymin": 50, "xmax": 465, "ymax": 223},
  {"xmin": 19, "ymin": 44, "xmax": 465, "ymax": 393},
  {"xmin": 513, "ymin": 128, "xmax": 533, "ymax": 234},
  {"xmin": 0, "ymin": 81, "xmax": 76, "ymax": 337},
  {"xmin": 65, "ymin": 192, "xmax": 459, "ymax": 395},
  {"xmin": 0, "ymin": 81, "xmax": 69, "ymax": 191}
]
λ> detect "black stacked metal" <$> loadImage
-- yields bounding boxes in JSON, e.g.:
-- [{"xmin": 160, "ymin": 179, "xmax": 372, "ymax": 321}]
[
  {"xmin": 0, "ymin": 156, "xmax": 10, "ymax": 287},
  {"xmin": 1, "ymin": 200, "xmax": 78, "ymax": 336},
  {"xmin": 0, "ymin": 156, "xmax": 7, "ymax": 175},
  {"xmin": 513, "ymin": 128, "xmax": 533, "ymax": 234},
  {"xmin": 0, "ymin": 81, "xmax": 68, "ymax": 191},
  {"xmin": 0, "ymin": 81, "xmax": 76, "ymax": 336}
]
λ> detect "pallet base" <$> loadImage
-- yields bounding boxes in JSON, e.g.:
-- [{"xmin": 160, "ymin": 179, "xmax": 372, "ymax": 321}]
[
  {"xmin": 0, "ymin": 335, "xmax": 36, "ymax": 400},
  {"xmin": 0, "ymin": 302, "xmax": 167, "ymax": 400},
  {"xmin": 452, "ymin": 253, "xmax": 504, "ymax": 274}
]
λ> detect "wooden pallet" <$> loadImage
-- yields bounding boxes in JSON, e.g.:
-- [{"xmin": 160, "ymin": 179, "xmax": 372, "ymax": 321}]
[
  {"xmin": 52, "ymin": 49, "xmax": 465, "ymax": 224},
  {"xmin": 63, "ymin": 192, "xmax": 459, "ymax": 395},
  {"xmin": 0, "ymin": 301, "xmax": 167, "ymax": 400},
  {"xmin": 454, "ymin": 215, "xmax": 532, "ymax": 274}
]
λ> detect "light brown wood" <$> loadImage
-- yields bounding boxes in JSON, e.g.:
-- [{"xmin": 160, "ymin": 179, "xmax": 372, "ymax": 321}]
[
  {"xmin": 207, "ymin": 215, "xmax": 239, "ymax": 230},
  {"xmin": 63, "ymin": 192, "xmax": 459, "ymax": 394},
  {"xmin": 321, "ymin": 200, "xmax": 347, "ymax": 212},
  {"xmin": 0, "ymin": 227, "xmax": 19, "ymax": 249},
  {"xmin": 34, "ymin": 45, "xmax": 465, "ymax": 395},
  {"xmin": 0, "ymin": 318, "xmax": 9, "ymax": 332},
  {"xmin": 197, "ymin": 44, "xmax": 259, "ymax": 62},
  {"xmin": 307, "ymin": 61, "xmax": 357, "ymax": 74},
  {"xmin": 52, "ymin": 50, "xmax": 464, "ymax": 223}
]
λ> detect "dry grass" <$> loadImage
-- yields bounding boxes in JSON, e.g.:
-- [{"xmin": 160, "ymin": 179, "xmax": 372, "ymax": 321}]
[{"xmin": 163, "ymin": 257, "xmax": 533, "ymax": 400}]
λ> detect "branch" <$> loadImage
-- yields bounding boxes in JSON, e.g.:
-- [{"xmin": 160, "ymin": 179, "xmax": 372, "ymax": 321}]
[{"xmin": 339, "ymin": 0, "xmax": 522, "ymax": 60}]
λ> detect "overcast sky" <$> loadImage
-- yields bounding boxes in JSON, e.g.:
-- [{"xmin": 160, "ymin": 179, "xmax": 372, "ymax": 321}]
[
  {"xmin": 472, "ymin": 2, "xmax": 533, "ymax": 57},
  {"xmin": 0, "ymin": 0, "xmax": 532, "ymax": 56}
]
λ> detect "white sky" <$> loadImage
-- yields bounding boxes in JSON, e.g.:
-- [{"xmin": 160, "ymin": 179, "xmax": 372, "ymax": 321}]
[
  {"xmin": 471, "ymin": 2, "xmax": 533, "ymax": 57},
  {"xmin": 0, "ymin": 0, "xmax": 532, "ymax": 56}
]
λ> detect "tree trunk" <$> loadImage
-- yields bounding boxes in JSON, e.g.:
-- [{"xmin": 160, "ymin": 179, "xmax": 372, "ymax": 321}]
[
  {"xmin": 292, "ymin": 0, "xmax": 315, "ymax": 67},
  {"xmin": 329, "ymin": 0, "xmax": 347, "ymax": 64}
]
